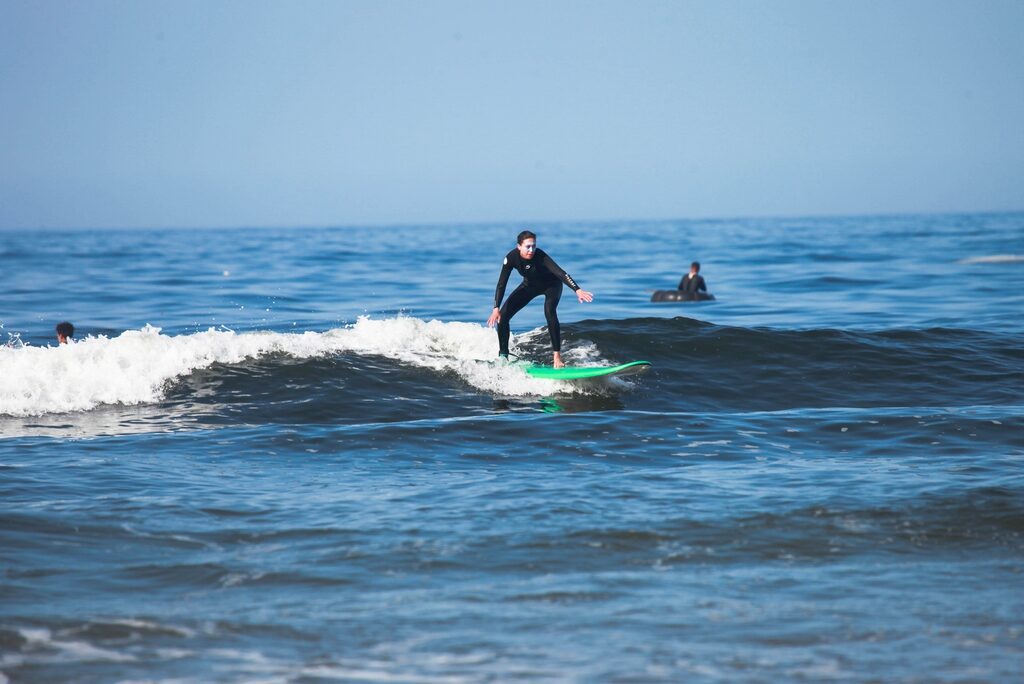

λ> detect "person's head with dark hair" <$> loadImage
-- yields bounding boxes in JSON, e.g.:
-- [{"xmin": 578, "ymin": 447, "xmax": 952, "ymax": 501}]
[
  {"xmin": 56, "ymin": 321, "xmax": 74, "ymax": 344},
  {"xmin": 690, "ymin": 261, "xmax": 701, "ymax": 273},
  {"xmin": 516, "ymin": 230, "xmax": 538, "ymax": 260},
  {"xmin": 517, "ymin": 230, "xmax": 536, "ymax": 245}
]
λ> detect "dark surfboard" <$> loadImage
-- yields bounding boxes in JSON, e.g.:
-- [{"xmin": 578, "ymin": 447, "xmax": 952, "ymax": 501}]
[{"xmin": 650, "ymin": 290, "xmax": 716, "ymax": 303}]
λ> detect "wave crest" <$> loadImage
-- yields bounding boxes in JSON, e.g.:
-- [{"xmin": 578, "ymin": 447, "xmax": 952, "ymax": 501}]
[{"xmin": 0, "ymin": 318, "xmax": 604, "ymax": 417}]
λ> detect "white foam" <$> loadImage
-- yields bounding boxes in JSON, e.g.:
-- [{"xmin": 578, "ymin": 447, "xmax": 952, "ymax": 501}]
[
  {"xmin": 0, "ymin": 317, "xmax": 603, "ymax": 417},
  {"xmin": 13, "ymin": 626, "xmax": 136, "ymax": 664}
]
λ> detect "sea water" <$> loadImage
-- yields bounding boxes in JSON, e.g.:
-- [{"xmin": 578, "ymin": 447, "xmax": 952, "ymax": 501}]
[{"xmin": 1, "ymin": 214, "xmax": 1022, "ymax": 682}]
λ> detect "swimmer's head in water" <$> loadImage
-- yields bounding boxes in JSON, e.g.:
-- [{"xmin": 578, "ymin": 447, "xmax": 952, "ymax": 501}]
[
  {"xmin": 517, "ymin": 230, "xmax": 537, "ymax": 259},
  {"xmin": 56, "ymin": 321, "xmax": 74, "ymax": 344}
]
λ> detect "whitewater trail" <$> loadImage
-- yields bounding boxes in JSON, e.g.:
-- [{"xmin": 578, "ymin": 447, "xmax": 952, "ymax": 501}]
[{"xmin": 0, "ymin": 317, "xmax": 608, "ymax": 417}]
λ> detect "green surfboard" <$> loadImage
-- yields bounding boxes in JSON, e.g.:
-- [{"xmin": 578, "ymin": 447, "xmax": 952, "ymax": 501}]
[{"xmin": 524, "ymin": 360, "xmax": 651, "ymax": 380}]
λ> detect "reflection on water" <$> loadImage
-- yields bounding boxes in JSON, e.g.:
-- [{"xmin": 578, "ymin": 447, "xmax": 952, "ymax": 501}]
[{"xmin": 492, "ymin": 393, "xmax": 626, "ymax": 414}]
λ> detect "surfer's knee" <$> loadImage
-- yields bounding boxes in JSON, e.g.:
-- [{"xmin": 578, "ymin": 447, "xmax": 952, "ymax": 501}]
[{"xmin": 543, "ymin": 294, "xmax": 561, "ymax": 320}]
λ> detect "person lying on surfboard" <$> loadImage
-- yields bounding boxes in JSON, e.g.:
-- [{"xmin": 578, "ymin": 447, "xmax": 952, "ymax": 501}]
[{"xmin": 486, "ymin": 230, "xmax": 594, "ymax": 368}]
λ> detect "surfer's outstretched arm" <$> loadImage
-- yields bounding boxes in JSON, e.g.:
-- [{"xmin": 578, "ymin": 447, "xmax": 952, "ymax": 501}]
[
  {"xmin": 539, "ymin": 253, "xmax": 593, "ymax": 304},
  {"xmin": 488, "ymin": 258, "xmax": 514, "ymax": 327}
]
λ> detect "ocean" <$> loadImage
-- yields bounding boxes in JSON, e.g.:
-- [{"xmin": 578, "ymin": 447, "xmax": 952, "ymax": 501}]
[{"xmin": 1, "ymin": 213, "xmax": 1022, "ymax": 682}]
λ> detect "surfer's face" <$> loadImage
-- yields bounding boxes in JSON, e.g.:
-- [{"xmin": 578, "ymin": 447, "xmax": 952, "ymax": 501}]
[{"xmin": 518, "ymin": 239, "xmax": 537, "ymax": 260}]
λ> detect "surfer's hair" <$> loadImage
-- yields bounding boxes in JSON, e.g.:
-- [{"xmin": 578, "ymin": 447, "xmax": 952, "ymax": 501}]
[
  {"xmin": 691, "ymin": 261, "xmax": 700, "ymax": 271},
  {"xmin": 56, "ymin": 321, "xmax": 74, "ymax": 339},
  {"xmin": 517, "ymin": 230, "xmax": 536, "ymax": 244}
]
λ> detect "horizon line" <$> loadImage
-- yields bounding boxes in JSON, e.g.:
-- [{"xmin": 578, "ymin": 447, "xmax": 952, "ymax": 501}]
[{"xmin": 2, "ymin": 207, "xmax": 1022, "ymax": 232}]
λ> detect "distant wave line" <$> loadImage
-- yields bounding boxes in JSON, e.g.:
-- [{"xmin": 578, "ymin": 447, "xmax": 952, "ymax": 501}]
[{"xmin": 958, "ymin": 254, "xmax": 1024, "ymax": 264}]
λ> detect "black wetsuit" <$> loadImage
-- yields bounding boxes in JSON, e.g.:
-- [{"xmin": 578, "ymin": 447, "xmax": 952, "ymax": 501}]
[
  {"xmin": 678, "ymin": 273, "xmax": 707, "ymax": 294},
  {"xmin": 493, "ymin": 248, "xmax": 580, "ymax": 355}
]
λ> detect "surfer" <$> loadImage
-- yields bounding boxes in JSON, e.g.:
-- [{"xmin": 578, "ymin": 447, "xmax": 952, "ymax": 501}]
[
  {"xmin": 678, "ymin": 262, "xmax": 707, "ymax": 295},
  {"xmin": 487, "ymin": 230, "xmax": 593, "ymax": 368},
  {"xmin": 56, "ymin": 321, "xmax": 74, "ymax": 344}
]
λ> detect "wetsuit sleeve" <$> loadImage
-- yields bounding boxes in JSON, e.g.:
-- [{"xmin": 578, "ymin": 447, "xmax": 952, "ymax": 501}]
[
  {"xmin": 493, "ymin": 256, "xmax": 514, "ymax": 308},
  {"xmin": 698, "ymin": 276, "xmax": 707, "ymax": 292},
  {"xmin": 540, "ymin": 253, "xmax": 580, "ymax": 291},
  {"xmin": 678, "ymin": 275, "xmax": 687, "ymax": 290}
]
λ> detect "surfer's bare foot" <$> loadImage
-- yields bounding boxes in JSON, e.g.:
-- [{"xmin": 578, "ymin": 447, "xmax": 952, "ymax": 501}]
[{"xmin": 552, "ymin": 352, "xmax": 565, "ymax": 369}]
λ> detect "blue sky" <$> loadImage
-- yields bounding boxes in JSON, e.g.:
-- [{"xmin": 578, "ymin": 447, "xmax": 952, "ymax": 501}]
[{"xmin": 1, "ymin": 0, "xmax": 1022, "ymax": 229}]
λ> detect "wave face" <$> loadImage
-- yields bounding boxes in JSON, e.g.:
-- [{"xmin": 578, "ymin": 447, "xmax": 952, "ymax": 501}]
[
  {"xmin": 581, "ymin": 316, "xmax": 1024, "ymax": 411},
  {"xmin": 2, "ymin": 214, "xmax": 1023, "ymax": 682}
]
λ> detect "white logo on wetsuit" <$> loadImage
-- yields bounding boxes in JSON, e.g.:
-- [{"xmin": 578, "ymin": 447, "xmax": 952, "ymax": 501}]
[
  {"xmin": 503, "ymin": 257, "xmax": 508, "ymax": 265},
  {"xmin": 525, "ymin": 264, "xmax": 531, "ymax": 269}
]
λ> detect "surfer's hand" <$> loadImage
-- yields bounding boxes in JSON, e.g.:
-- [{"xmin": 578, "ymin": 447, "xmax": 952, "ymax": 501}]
[
  {"xmin": 487, "ymin": 308, "xmax": 501, "ymax": 327},
  {"xmin": 577, "ymin": 289, "xmax": 594, "ymax": 303}
]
